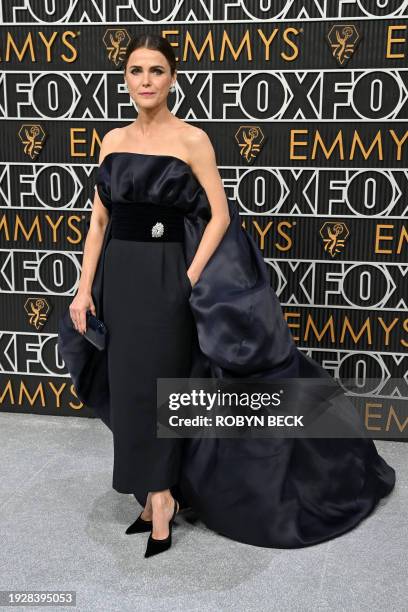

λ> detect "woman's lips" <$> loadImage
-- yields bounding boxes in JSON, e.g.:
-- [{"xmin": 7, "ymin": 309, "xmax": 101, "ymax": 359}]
[{"xmin": 140, "ymin": 92, "xmax": 155, "ymax": 96}]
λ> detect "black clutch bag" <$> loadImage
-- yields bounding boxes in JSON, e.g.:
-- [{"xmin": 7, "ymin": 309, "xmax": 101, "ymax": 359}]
[{"xmin": 83, "ymin": 310, "xmax": 108, "ymax": 351}]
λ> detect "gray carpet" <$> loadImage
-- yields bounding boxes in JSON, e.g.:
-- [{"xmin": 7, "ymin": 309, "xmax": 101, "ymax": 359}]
[{"xmin": 0, "ymin": 412, "xmax": 405, "ymax": 612}]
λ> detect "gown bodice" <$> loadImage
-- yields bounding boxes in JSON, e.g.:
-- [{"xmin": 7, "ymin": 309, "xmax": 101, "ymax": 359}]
[{"xmin": 95, "ymin": 152, "xmax": 210, "ymax": 220}]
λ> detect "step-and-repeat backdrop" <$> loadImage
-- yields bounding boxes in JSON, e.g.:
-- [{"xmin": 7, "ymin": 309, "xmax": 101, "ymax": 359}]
[{"xmin": 0, "ymin": 1, "xmax": 407, "ymax": 438}]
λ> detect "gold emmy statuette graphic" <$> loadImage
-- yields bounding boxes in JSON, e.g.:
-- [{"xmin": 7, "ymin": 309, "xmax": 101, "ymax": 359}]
[
  {"xmin": 18, "ymin": 124, "xmax": 46, "ymax": 159},
  {"xmin": 320, "ymin": 222, "xmax": 349, "ymax": 257},
  {"xmin": 235, "ymin": 126, "xmax": 266, "ymax": 164},
  {"xmin": 24, "ymin": 298, "xmax": 52, "ymax": 330},
  {"xmin": 103, "ymin": 28, "xmax": 131, "ymax": 66},
  {"xmin": 326, "ymin": 25, "xmax": 361, "ymax": 66}
]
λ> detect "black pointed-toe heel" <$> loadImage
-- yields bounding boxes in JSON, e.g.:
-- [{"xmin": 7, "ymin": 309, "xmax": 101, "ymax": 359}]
[
  {"xmin": 144, "ymin": 499, "xmax": 179, "ymax": 558},
  {"xmin": 125, "ymin": 511, "xmax": 153, "ymax": 535}
]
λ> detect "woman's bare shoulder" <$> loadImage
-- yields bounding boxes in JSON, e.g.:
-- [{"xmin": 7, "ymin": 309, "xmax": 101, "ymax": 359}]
[
  {"xmin": 182, "ymin": 125, "xmax": 215, "ymax": 163},
  {"xmin": 178, "ymin": 120, "xmax": 206, "ymax": 140},
  {"xmin": 98, "ymin": 127, "xmax": 126, "ymax": 163},
  {"xmin": 175, "ymin": 121, "xmax": 214, "ymax": 164}
]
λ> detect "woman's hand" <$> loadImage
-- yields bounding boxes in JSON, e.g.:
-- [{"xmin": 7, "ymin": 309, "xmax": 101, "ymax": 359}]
[
  {"xmin": 187, "ymin": 270, "xmax": 199, "ymax": 289},
  {"xmin": 69, "ymin": 292, "xmax": 96, "ymax": 334}
]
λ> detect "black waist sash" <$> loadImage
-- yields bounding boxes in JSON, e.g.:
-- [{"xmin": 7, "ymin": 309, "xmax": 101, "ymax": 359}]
[{"xmin": 111, "ymin": 203, "xmax": 185, "ymax": 242}]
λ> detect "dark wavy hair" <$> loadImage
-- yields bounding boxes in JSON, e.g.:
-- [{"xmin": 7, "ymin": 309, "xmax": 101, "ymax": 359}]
[{"xmin": 122, "ymin": 33, "xmax": 177, "ymax": 75}]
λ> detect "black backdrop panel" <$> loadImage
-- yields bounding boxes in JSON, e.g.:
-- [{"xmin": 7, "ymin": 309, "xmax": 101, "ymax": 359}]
[{"xmin": 0, "ymin": 1, "xmax": 406, "ymax": 438}]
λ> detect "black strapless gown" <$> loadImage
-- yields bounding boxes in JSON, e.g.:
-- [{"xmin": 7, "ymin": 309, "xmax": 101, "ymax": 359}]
[{"xmin": 95, "ymin": 152, "xmax": 396, "ymax": 549}]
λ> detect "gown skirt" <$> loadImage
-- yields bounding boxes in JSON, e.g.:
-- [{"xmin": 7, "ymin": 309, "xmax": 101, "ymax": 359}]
[{"xmin": 102, "ymin": 237, "xmax": 194, "ymax": 502}]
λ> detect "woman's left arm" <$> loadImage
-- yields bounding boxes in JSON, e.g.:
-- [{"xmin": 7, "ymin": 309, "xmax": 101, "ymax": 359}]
[{"xmin": 186, "ymin": 129, "xmax": 231, "ymax": 287}]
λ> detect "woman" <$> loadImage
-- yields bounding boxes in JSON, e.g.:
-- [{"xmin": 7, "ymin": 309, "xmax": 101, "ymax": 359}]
[{"xmin": 67, "ymin": 34, "xmax": 396, "ymax": 558}]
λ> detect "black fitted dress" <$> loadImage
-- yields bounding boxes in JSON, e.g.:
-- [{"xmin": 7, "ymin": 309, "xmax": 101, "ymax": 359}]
[
  {"xmin": 94, "ymin": 151, "xmax": 396, "ymax": 549},
  {"xmin": 98, "ymin": 152, "xmax": 197, "ymax": 502}
]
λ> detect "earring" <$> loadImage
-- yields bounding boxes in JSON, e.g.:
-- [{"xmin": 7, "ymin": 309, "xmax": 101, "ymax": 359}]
[{"xmin": 169, "ymin": 83, "xmax": 176, "ymax": 93}]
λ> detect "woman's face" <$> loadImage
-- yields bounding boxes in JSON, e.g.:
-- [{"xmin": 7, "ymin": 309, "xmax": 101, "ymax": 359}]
[{"xmin": 124, "ymin": 48, "xmax": 175, "ymax": 107}]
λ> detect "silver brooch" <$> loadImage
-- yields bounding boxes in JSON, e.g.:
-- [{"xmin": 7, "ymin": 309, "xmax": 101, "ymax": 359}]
[{"xmin": 151, "ymin": 222, "xmax": 164, "ymax": 238}]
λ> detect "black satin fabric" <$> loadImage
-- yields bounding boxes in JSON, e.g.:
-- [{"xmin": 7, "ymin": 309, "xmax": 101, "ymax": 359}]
[{"xmin": 94, "ymin": 152, "xmax": 396, "ymax": 548}]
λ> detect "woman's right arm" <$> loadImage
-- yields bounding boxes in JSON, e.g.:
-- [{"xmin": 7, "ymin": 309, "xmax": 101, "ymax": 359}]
[{"xmin": 69, "ymin": 130, "xmax": 118, "ymax": 334}]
